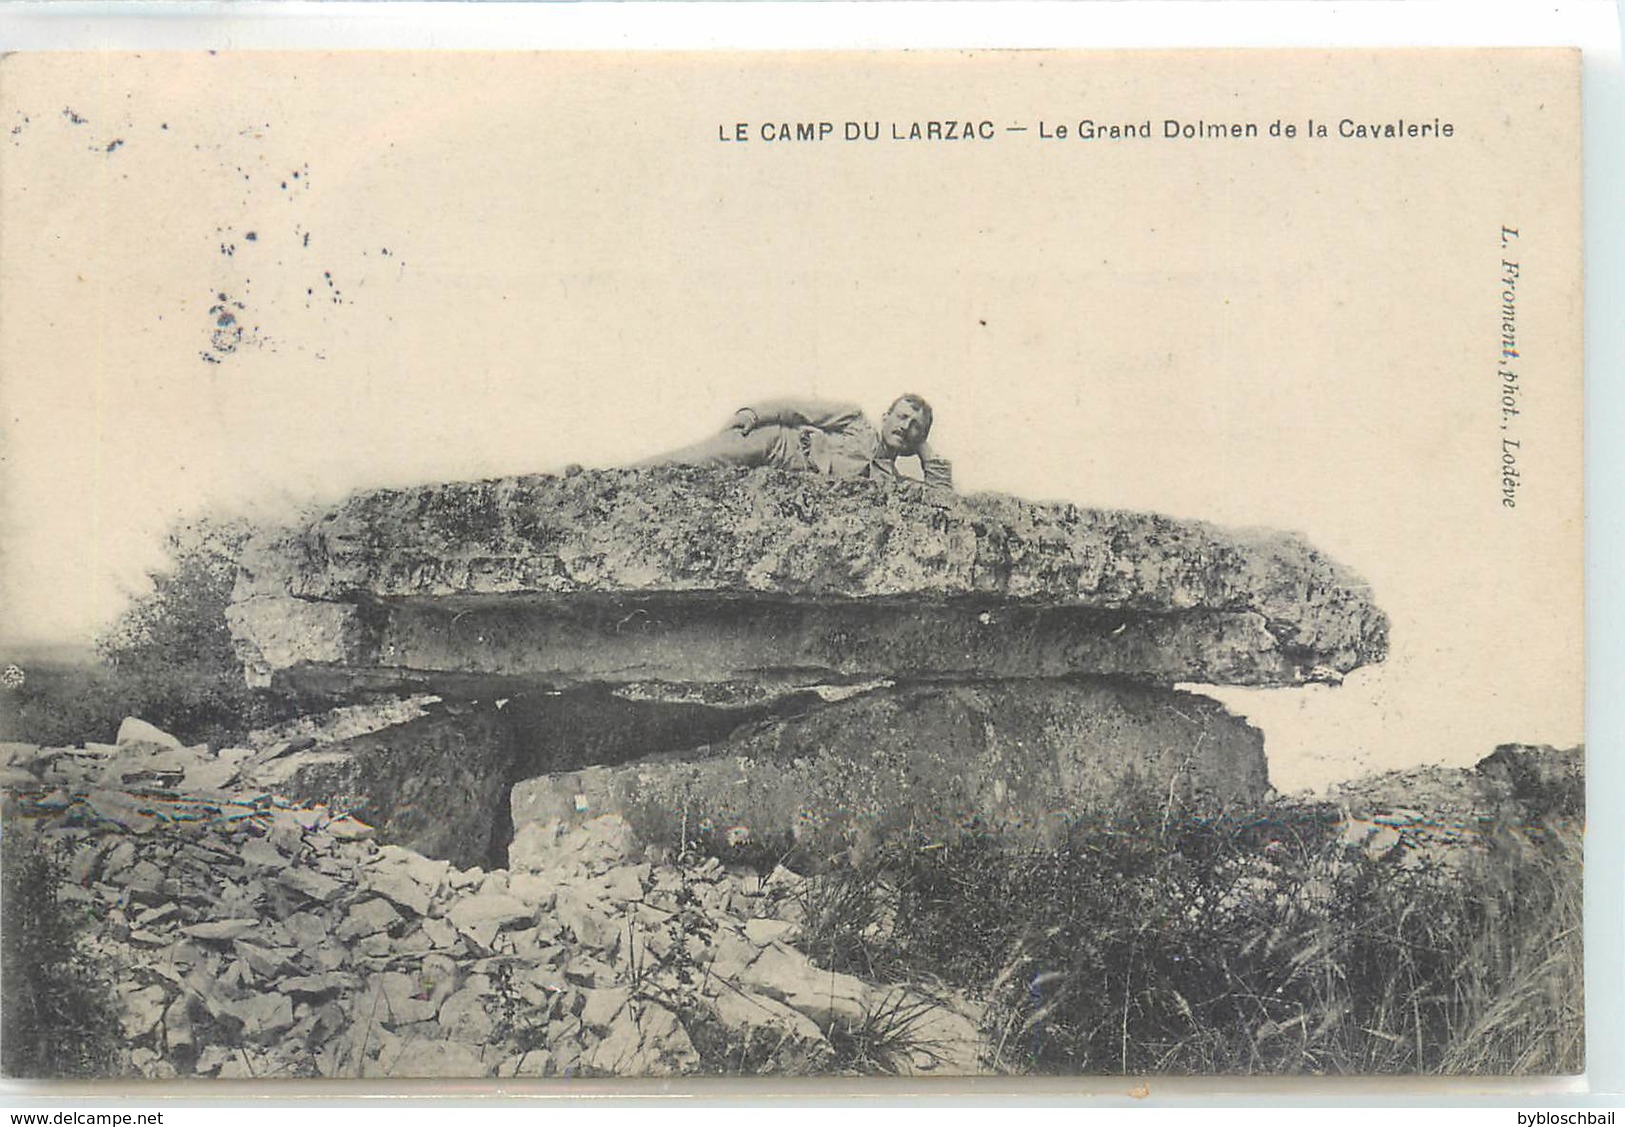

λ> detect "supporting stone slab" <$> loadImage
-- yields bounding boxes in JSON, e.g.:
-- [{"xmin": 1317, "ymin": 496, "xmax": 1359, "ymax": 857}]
[
  {"xmin": 260, "ymin": 704, "xmax": 520, "ymax": 869},
  {"xmin": 510, "ymin": 679, "xmax": 1268, "ymax": 865}
]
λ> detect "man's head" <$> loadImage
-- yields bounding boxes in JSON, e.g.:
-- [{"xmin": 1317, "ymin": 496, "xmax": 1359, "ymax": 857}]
[{"xmin": 880, "ymin": 394, "xmax": 934, "ymax": 455}]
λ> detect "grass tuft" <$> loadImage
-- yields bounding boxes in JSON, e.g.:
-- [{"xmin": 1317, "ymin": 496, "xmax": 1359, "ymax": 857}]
[{"xmin": 792, "ymin": 788, "xmax": 1583, "ymax": 1076}]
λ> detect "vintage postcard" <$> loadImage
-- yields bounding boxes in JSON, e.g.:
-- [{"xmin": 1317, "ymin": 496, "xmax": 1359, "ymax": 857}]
[{"xmin": 0, "ymin": 49, "xmax": 1583, "ymax": 1084}]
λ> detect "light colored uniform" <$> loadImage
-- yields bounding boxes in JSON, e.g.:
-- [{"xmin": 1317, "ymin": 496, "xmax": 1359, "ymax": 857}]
[{"xmin": 643, "ymin": 398, "xmax": 953, "ymax": 489}]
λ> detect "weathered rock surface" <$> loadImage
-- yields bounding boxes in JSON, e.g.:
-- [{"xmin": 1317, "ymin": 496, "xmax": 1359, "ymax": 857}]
[
  {"xmin": 511, "ymin": 679, "xmax": 1269, "ymax": 861},
  {"xmin": 228, "ymin": 468, "xmax": 1387, "ymax": 693}
]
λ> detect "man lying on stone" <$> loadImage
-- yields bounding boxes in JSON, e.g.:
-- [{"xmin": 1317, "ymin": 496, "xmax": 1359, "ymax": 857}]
[{"xmin": 637, "ymin": 395, "xmax": 953, "ymax": 489}]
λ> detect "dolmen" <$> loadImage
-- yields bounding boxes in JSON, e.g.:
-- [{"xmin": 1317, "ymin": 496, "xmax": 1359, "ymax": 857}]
[{"xmin": 226, "ymin": 467, "xmax": 1388, "ymax": 866}]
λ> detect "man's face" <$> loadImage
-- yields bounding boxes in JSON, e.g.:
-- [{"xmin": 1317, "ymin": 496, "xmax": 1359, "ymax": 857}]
[{"xmin": 880, "ymin": 399, "xmax": 930, "ymax": 454}]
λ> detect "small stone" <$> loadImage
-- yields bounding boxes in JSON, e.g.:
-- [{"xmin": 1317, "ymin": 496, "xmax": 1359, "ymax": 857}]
[
  {"xmin": 135, "ymin": 904, "xmax": 178, "ymax": 927},
  {"xmin": 335, "ymin": 897, "xmax": 401, "ymax": 941},
  {"xmin": 362, "ymin": 868, "xmax": 433, "ymax": 917},
  {"xmin": 195, "ymin": 1045, "xmax": 234, "ymax": 1075},
  {"xmin": 181, "ymin": 918, "xmax": 261, "ymax": 942},
  {"xmin": 740, "ymin": 943, "xmax": 868, "ymax": 1028},
  {"xmin": 162, "ymin": 995, "xmax": 195, "ymax": 1057},
  {"xmin": 496, "ymin": 1049, "xmax": 553, "ymax": 1078},
  {"xmin": 447, "ymin": 890, "xmax": 533, "ymax": 948},
  {"xmin": 562, "ymin": 953, "xmax": 613, "ymax": 989},
  {"xmin": 124, "ymin": 860, "xmax": 166, "ymax": 898},
  {"xmin": 506, "ymin": 871, "xmax": 556, "ymax": 908},
  {"xmin": 119, "ymin": 983, "xmax": 168, "ymax": 1039},
  {"xmin": 279, "ymin": 973, "xmax": 353, "ymax": 998},
  {"xmin": 373, "ymin": 971, "xmax": 441, "ymax": 1025},
  {"xmin": 420, "ymin": 953, "xmax": 460, "ymax": 1005},
  {"xmin": 314, "ymin": 943, "xmax": 347, "ymax": 971},
  {"xmin": 393, "ymin": 928, "xmax": 434, "ymax": 955},
  {"xmin": 239, "ymin": 839, "xmax": 286, "ymax": 869},
  {"xmin": 705, "ymin": 930, "xmax": 761, "ymax": 980},
  {"xmin": 282, "ymin": 911, "xmax": 329, "ymax": 951},
  {"xmin": 437, "ymin": 987, "xmax": 494, "ymax": 1042},
  {"xmin": 0, "ymin": 765, "xmax": 40, "ymax": 787},
  {"xmin": 86, "ymin": 790, "xmax": 158, "ymax": 833},
  {"xmin": 555, "ymin": 889, "xmax": 620, "ymax": 952},
  {"xmin": 353, "ymin": 932, "xmax": 393, "ymax": 959},
  {"xmin": 373, "ymin": 1038, "xmax": 489, "ymax": 1078},
  {"xmin": 233, "ymin": 939, "xmax": 294, "ymax": 978},
  {"xmin": 420, "ymin": 916, "xmax": 458, "ymax": 949},
  {"xmin": 268, "ymin": 808, "xmax": 306, "ymax": 853},
  {"xmin": 224, "ymin": 993, "xmax": 297, "ymax": 1043},
  {"xmin": 372, "ymin": 844, "xmax": 451, "ymax": 885},
  {"xmin": 180, "ymin": 760, "xmax": 240, "ymax": 792},
  {"xmin": 743, "ymin": 917, "xmax": 798, "ymax": 946},
  {"xmin": 707, "ymin": 986, "xmax": 825, "ymax": 1046},
  {"xmin": 117, "ymin": 718, "xmax": 183, "ymax": 749},
  {"xmin": 104, "ymin": 838, "xmax": 139, "ymax": 872},
  {"xmin": 597, "ymin": 865, "xmax": 647, "ymax": 904},
  {"xmin": 579, "ymin": 986, "xmax": 631, "ymax": 1031},
  {"xmin": 325, "ymin": 815, "xmax": 375, "ymax": 841},
  {"xmin": 277, "ymin": 867, "xmax": 344, "ymax": 902}
]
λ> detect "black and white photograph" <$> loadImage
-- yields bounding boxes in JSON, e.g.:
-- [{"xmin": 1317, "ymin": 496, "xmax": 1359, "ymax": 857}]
[{"xmin": 0, "ymin": 47, "xmax": 1587, "ymax": 1085}]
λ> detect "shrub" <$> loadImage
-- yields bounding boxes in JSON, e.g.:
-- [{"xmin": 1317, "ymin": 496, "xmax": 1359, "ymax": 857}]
[
  {"xmin": 4, "ymin": 516, "xmax": 302, "ymax": 749},
  {"xmin": 0, "ymin": 830, "xmax": 121, "ymax": 1078},
  {"xmin": 792, "ymin": 792, "xmax": 1583, "ymax": 1076}
]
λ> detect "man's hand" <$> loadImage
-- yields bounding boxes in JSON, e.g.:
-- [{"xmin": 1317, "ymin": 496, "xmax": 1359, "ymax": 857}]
[
  {"xmin": 916, "ymin": 440, "xmax": 954, "ymax": 491},
  {"xmin": 731, "ymin": 408, "xmax": 759, "ymax": 435}
]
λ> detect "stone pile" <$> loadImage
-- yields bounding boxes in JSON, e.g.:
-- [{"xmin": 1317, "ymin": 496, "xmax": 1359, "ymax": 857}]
[
  {"xmin": 2, "ymin": 722, "xmax": 985, "ymax": 1079},
  {"xmin": 1331, "ymin": 743, "xmax": 1584, "ymax": 867},
  {"xmin": 222, "ymin": 469, "xmax": 1391, "ymax": 863}
]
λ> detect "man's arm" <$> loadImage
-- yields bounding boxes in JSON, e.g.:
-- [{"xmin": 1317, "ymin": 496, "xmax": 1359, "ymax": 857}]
[
  {"xmin": 735, "ymin": 398, "xmax": 866, "ymax": 435},
  {"xmin": 916, "ymin": 442, "xmax": 954, "ymax": 490}
]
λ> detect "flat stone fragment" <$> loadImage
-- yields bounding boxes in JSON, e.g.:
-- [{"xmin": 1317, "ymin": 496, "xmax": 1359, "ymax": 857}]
[
  {"xmin": 117, "ymin": 718, "xmax": 184, "ymax": 749},
  {"xmin": 373, "ymin": 1038, "xmax": 490, "ymax": 1079},
  {"xmin": 220, "ymin": 993, "xmax": 296, "ymax": 1043},
  {"xmin": 336, "ymin": 897, "xmax": 402, "ymax": 940},
  {"xmin": 437, "ymin": 987, "xmax": 495, "ymax": 1042},
  {"xmin": 228, "ymin": 468, "xmax": 1387, "ymax": 692},
  {"xmin": 740, "ymin": 943, "xmax": 870, "ymax": 1028},
  {"xmin": 181, "ymin": 919, "xmax": 262, "ymax": 942},
  {"xmin": 277, "ymin": 867, "xmax": 345, "ymax": 903},
  {"xmin": 279, "ymin": 973, "xmax": 354, "ymax": 997},
  {"xmin": 85, "ymin": 791, "xmax": 159, "ymax": 833},
  {"xmin": 362, "ymin": 868, "xmax": 433, "ymax": 917},
  {"xmin": 446, "ymin": 891, "xmax": 534, "ymax": 948}
]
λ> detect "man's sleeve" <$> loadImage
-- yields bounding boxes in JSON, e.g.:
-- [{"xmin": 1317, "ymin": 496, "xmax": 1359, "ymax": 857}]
[
  {"xmin": 918, "ymin": 445, "xmax": 954, "ymax": 490},
  {"xmin": 742, "ymin": 399, "xmax": 866, "ymax": 435}
]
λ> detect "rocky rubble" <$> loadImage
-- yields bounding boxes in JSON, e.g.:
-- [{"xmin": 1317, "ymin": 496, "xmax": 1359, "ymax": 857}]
[
  {"xmin": 2, "ymin": 722, "xmax": 986, "ymax": 1079},
  {"xmin": 1330, "ymin": 743, "xmax": 1584, "ymax": 867}
]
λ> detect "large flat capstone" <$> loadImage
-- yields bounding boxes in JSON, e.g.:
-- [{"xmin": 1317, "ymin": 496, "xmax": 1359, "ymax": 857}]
[{"xmin": 227, "ymin": 468, "xmax": 1386, "ymax": 694}]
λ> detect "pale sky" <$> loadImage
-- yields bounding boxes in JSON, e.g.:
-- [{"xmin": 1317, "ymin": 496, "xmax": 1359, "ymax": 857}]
[{"xmin": 0, "ymin": 51, "xmax": 1584, "ymax": 790}]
